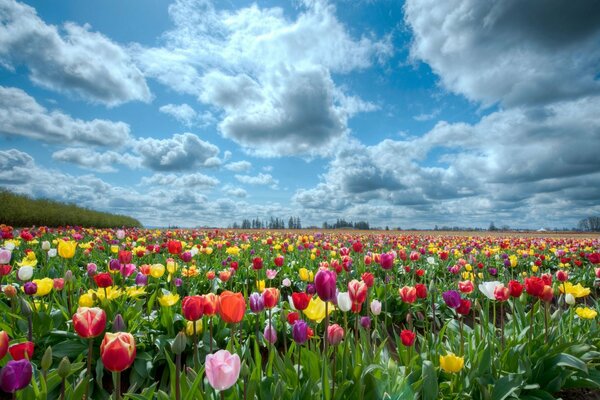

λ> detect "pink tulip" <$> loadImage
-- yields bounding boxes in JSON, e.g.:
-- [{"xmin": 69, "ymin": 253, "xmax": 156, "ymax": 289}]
[{"xmin": 205, "ymin": 350, "xmax": 241, "ymax": 391}]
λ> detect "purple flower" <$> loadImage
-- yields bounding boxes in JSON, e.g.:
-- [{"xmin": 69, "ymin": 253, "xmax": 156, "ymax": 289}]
[
  {"xmin": 263, "ymin": 325, "xmax": 277, "ymax": 344},
  {"xmin": 360, "ymin": 316, "xmax": 371, "ymax": 329},
  {"xmin": 379, "ymin": 253, "xmax": 394, "ymax": 270},
  {"xmin": 306, "ymin": 284, "xmax": 316, "ymax": 295},
  {"xmin": 87, "ymin": 263, "xmax": 97, "ymax": 277},
  {"xmin": 174, "ymin": 278, "xmax": 183, "ymax": 287},
  {"xmin": 0, "ymin": 359, "xmax": 32, "ymax": 393},
  {"xmin": 503, "ymin": 259, "xmax": 511, "ymax": 267},
  {"xmin": 442, "ymin": 290, "xmax": 461, "ymax": 309},
  {"xmin": 314, "ymin": 270, "xmax": 337, "ymax": 302},
  {"xmin": 180, "ymin": 252, "xmax": 192, "ymax": 263},
  {"xmin": 109, "ymin": 259, "xmax": 121, "ymax": 271},
  {"xmin": 135, "ymin": 272, "xmax": 148, "ymax": 286},
  {"xmin": 292, "ymin": 320, "xmax": 309, "ymax": 344},
  {"xmin": 488, "ymin": 268, "xmax": 498, "ymax": 276},
  {"xmin": 249, "ymin": 292, "xmax": 264, "ymax": 313},
  {"xmin": 120, "ymin": 263, "xmax": 137, "ymax": 278},
  {"xmin": 23, "ymin": 282, "xmax": 37, "ymax": 295}
]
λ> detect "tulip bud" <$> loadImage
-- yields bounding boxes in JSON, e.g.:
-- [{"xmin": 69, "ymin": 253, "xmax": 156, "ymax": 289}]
[
  {"xmin": 171, "ymin": 331, "xmax": 187, "ymax": 355},
  {"xmin": 48, "ymin": 248, "xmax": 57, "ymax": 258},
  {"xmin": 24, "ymin": 282, "xmax": 37, "ymax": 295},
  {"xmin": 64, "ymin": 270, "xmax": 74, "ymax": 284},
  {"xmin": 337, "ymin": 292, "xmax": 351, "ymax": 312},
  {"xmin": 57, "ymin": 357, "xmax": 71, "ymax": 379},
  {"xmin": 360, "ymin": 316, "xmax": 371, "ymax": 329},
  {"xmin": 41, "ymin": 241, "xmax": 51, "ymax": 251},
  {"xmin": 3, "ymin": 285, "xmax": 16, "ymax": 298},
  {"xmin": 565, "ymin": 293, "xmax": 576, "ymax": 305},
  {"xmin": 370, "ymin": 299, "xmax": 382, "ymax": 316},
  {"xmin": 41, "ymin": 346, "xmax": 53, "ymax": 373},
  {"xmin": 263, "ymin": 325, "xmax": 277, "ymax": 344},
  {"xmin": 20, "ymin": 298, "xmax": 32, "ymax": 317},
  {"xmin": 112, "ymin": 314, "xmax": 126, "ymax": 332}
]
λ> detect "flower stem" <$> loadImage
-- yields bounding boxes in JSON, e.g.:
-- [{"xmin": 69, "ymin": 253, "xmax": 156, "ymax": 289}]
[{"xmin": 84, "ymin": 338, "xmax": 93, "ymax": 399}]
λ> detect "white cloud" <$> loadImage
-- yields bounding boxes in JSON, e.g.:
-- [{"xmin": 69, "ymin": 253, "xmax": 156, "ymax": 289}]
[
  {"xmin": 235, "ymin": 172, "xmax": 278, "ymax": 186},
  {"xmin": 404, "ymin": 0, "xmax": 600, "ymax": 107},
  {"xmin": 140, "ymin": 172, "xmax": 219, "ymax": 188},
  {"xmin": 52, "ymin": 148, "xmax": 142, "ymax": 173},
  {"xmin": 133, "ymin": 132, "xmax": 220, "ymax": 171},
  {"xmin": 159, "ymin": 103, "xmax": 216, "ymax": 127},
  {"xmin": 0, "ymin": 86, "xmax": 130, "ymax": 147},
  {"xmin": 224, "ymin": 160, "xmax": 252, "ymax": 172},
  {"xmin": 132, "ymin": 0, "xmax": 392, "ymax": 156},
  {"xmin": 0, "ymin": 0, "xmax": 151, "ymax": 106},
  {"xmin": 221, "ymin": 185, "xmax": 248, "ymax": 198}
]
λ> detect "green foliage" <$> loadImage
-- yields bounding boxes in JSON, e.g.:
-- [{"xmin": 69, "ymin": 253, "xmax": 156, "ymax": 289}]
[{"xmin": 0, "ymin": 188, "xmax": 141, "ymax": 228}]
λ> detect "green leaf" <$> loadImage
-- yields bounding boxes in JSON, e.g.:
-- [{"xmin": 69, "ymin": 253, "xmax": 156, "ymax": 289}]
[
  {"xmin": 421, "ymin": 360, "xmax": 438, "ymax": 400},
  {"xmin": 491, "ymin": 374, "xmax": 523, "ymax": 400}
]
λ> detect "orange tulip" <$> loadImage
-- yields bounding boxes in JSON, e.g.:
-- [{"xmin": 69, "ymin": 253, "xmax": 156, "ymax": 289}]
[
  {"xmin": 203, "ymin": 293, "xmax": 218, "ymax": 316},
  {"xmin": 218, "ymin": 291, "xmax": 246, "ymax": 324}
]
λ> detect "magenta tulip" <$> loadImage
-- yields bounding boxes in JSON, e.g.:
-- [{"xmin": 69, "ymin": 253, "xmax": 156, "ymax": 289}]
[{"xmin": 314, "ymin": 269, "xmax": 337, "ymax": 302}]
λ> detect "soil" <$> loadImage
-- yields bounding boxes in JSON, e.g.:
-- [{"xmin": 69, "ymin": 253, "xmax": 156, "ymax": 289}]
[{"xmin": 555, "ymin": 388, "xmax": 600, "ymax": 400}]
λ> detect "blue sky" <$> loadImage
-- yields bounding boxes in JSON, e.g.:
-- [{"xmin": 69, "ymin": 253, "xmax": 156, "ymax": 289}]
[{"xmin": 1, "ymin": 0, "xmax": 600, "ymax": 228}]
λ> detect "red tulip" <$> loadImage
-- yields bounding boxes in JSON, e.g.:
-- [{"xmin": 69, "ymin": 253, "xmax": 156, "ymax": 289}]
[
  {"xmin": 0, "ymin": 331, "xmax": 8, "ymax": 360},
  {"xmin": 456, "ymin": 299, "xmax": 471, "ymax": 315},
  {"xmin": 100, "ymin": 332, "xmax": 136, "ymax": 372},
  {"xmin": 458, "ymin": 280, "xmax": 474, "ymax": 294},
  {"xmin": 399, "ymin": 286, "xmax": 417, "ymax": 303},
  {"xmin": 94, "ymin": 272, "xmax": 113, "ymax": 288},
  {"xmin": 182, "ymin": 296, "xmax": 205, "ymax": 321},
  {"xmin": 218, "ymin": 291, "xmax": 246, "ymax": 324},
  {"xmin": 541, "ymin": 273, "xmax": 552, "ymax": 286},
  {"xmin": 287, "ymin": 311, "xmax": 299, "ymax": 325},
  {"xmin": 274, "ymin": 256, "xmax": 284, "ymax": 267},
  {"xmin": 167, "ymin": 240, "xmax": 182, "ymax": 255},
  {"xmin": 352, "ymin": 241, "xmax": 363, "ymax": 253},
  {"xmin": 400, "ymin": 329, "xmax": 416, "ymax": 346},
  {"xmin": 291, "ymin": 292, "xmax": 310, "ymax": 311},
  {"xmin": 508, "ymin": 280, "xmax": 523, "ymax": 298},
  {"xmin": 540, "ymin": 285, "xmax": 554, "ymax": 302},
  {"xmin": 203, "ymin": 293, "xmax": 218, "ymax": 316},
  {"xmin": 8, "ymin": 342, "xmax": 34, "ymax": 361},
  {"xmin": 493, "ymin": 285, "xmax": 510, "ymax": 302},
  {"xmin": 118, "ymin": 250, "xmax": 132, "ymax": 265},
  {"xmin": 348, "ymin": 279, "xmax": 368, "ymax": 305},
  {"xmin": 327, "ymin": 324, "xmax": 344, "ymax": 346},
  {"xmin": 361, "ymin": 272, "xmax": 374, "ymax": 288},
  {"xmin": 252, "ymin": 257, "xmax": 263, "ymax": 270},
  {"xmin": 73, "ymin": 307, "xmax": 107, "ymax": 338},
  {"xmin": 555, "ymin": 270, "xmax": 568, "ymax": 282},
  {"xmin": 262, "ymin": 288, "xmax": 280, "ymax": 309},
  {"xmin": 415, "ymin": 283, "xmax": 428, "ymax": 299}
]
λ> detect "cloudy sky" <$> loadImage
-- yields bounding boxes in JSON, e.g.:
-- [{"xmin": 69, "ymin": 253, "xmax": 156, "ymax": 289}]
[{"xmin": 1, "ymin": 0, "xmax": 599, "ymax": 229}]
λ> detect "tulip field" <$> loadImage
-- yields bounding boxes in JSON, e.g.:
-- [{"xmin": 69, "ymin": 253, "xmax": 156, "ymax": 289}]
[{"xmin": 0, "ymin": 225, "xmax": 599, "ymax": 400}]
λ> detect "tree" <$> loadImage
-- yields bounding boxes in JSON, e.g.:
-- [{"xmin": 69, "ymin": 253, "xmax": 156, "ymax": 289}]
[
  {"xmin": 578, "ymin": 216, "xmax": 600, "ymax": 231},
  {"xmin": 489, "ymin": 222, "xmax": 497, "ymax": 231}
]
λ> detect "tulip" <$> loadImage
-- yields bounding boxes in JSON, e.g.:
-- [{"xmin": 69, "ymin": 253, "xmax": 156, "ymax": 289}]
[
  {"xmin": 314, "ymin": 270, "xmax": 337, "ymax": 302},
  {"xmin": 540, "ymin": 285, "xmax": 553, "ymax": 303},
  {"xmin": 264, "ymin": 325, "xmax": 277, "ymax": 344},
  {"xmin": 507, "ymin": 280, "xmax": 523, "ymax": 297},
  {"xmin": 415, "ymin": 283, "xmax": 428, "ymax": 299},
  {"xmin": 100, "ymin": 332, "xmax": 137, "ymax": 372},
  {"xmin": 360, "ymin": 316, "xmax": 371, "ymax": 329},
  {"xmin": 158, "ymin": 291, "xmax": 180, "ymax": 307},
  {"xmin": 182, "ymin": 296, "xmax": 205, "ymax": 321},
  {"xmin": 135, "ymin": 272, "xmax": 148, "ymax": 286},
  {"xmin": 23, "ymin": 281, "xmax": 37, "ymax": 295},
  {"xmin": 118, "ymin": 250, "xmax": 132, "ymax": 265},
  {"xmin": 95, "ymin": 272, "xmax": 113, "ymax": 288},
  {"xmin": 556, "ymin": 270, "xmax": 568, "ymax": 282},
  {"xmin": 252, "ymin": 257, "xmax": 263, "ymax": 270},
  {"xmin": 87, "ymin": 263, "xmax": 98, "ymax": 277},
  {"xmin": 348, "ymin": 279, "xmax": 368, "ymax": 305},
  {"xmin": 287, "ymin": 312, "xmax": 299, "ymax": 325},
  {"xmin": 17, "ymin": 266, "xmax": 34, "ymax": 281},
  {"xmin": 442, "ymin": 290, "xmax": 461, "ymax": 309},
  {"xmin": 167, "ymin": 240, "xmax": 182, "ymax": 254},
  {"xmin": 478, "ymin": 281, "xmax": 502, "ymax": 300},
  {"xmin": 0, "ymin": 331, "xmax": 8, "ymax": 360},
  {"xmin": 203, "ymin": 293, "xmax": 219, "ymax": 316},
  {"xmin": 53, "ymin": 278, "xmax": 65, "ymax": 291},
  {"xmin": 575, "ymin": 307, "xmax": 598, "ymax": 319},
  {"xmin": 565, "ymin": 293, "xmax": 576, "ymax": 305},
  {"xmin": 0, "ymin": 248, "xmax": 11, "ymax": 264},
  {"xmin": 292, "ymin": 320, "xmax": 309, "ymax": 344},
  {"xmin": 205, "ymin": 349, "xmax": 241, "ymax": 391},
  {"xmin": 262, "ymin": 288, "xmax": 280, "ymax": 309},
  {"xmin": 458, "ymin": 280, "xmax": 474, "ymax": 294},
  {"xmin": 524, "ymin": 277, "xmax": 545, "ymax": 297},
  {"xmin": 8, "ymin": 341, "xmax": 34, "ymax": 360},
  {"xmin": 439, "ymin": 353, "xmax": 464, "ymax": 373},
  {"xmin": 249, "ymin": 292, "xmax": 265, "ymax": 313},
  {"xmin": 399, "ymin": 286, "xmax": 417, "ymax": 303},
  {"xmin": 456, "ymin": 298, "xmax": 471, "ymax": 315},
  {"xmin": 379, "ymin": 253, "xmax": 395, "ymax": 269},
  {"xmin": 400, "ymin": 329, "xmax": 416, "ymax": 346},
  {"xmin": 0, "ymin": 359, "xmax": 33, "ymax": 393},
  {"xmin": 218, "ymin": 291, "xmax": 246, "ymax": 324},
  {"xmin": 0, "ymin": 264, "xmax": 11, "ymax": 277},
  {"xmin": 336, "ymin": 292, "xmax": 352, "ymax": 312},
  {"xmin": 327, "ymin": 324, "xmax": 344, "ymax": 346},
  {"xmin": 291, "ymin": 292, "xmax": 310, "ymax": 311},
  {"xmin": 58, "ymin": 240, "xmax": 77, "ymax": 259},
  {"xmin": 370, "ymin": 299, "xmax": 382, "ymax": 316},
  {"xmin": 73, "ymin": 307, "xmax": 107, "ymax": 338}
]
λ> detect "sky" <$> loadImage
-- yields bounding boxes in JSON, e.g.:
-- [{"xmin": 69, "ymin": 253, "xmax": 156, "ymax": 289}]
[{"xmin": 1, "ymin": 0, "xmax": 600, "ymax": 229}]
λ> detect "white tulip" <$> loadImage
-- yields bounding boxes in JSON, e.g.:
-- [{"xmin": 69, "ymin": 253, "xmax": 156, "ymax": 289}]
[
  {"xmin": 478, "ymin": 281, "xmax": 502, "ymax": 300},
  {"xmin": 565, "ymin": 294, "xmax": 576, "ymax": 305},
  {"xmin": 48, "ymin": 249, "xmax": 57, "ymax": 258},
  {"xmin": 17, "ymin": 266, "xmax": 34, "ymax": 281},
  {"xmin": 41, "ymin": 241, "xmax": 51, "ymax": 251},
  {"xmin": 337, "ymin": 292, "xmax": 352, "ymax": 312}
]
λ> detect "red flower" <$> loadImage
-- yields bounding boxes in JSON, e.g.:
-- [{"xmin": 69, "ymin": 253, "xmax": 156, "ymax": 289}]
[
  {"xmin": 456, "ymin": 299, "xmax": 471, "ymax": 315},
  {"xmin": 458, "ymin": 280, "xmax": 474, "ymax": 294},
  {"xmin": 94, "ymin": 272, "xmax": 113, "ymax": 288},
  {"xmin": 415, "ymin": 283, "xmax": 428, "ymax": 299},
  {"xmin": 167, "ymin": 240, "xmax": 182, "ymax": 255},
  {"xmin": 439, "ymin": 251, "xmax": 449, "ymax": 261},
  {"xmin": 291, "ymin": 292, "xmax": 310, "ymax": 311},
  {"xmin": 203, "ymin": 293, "xmax": 218, "ymax": 316},
  {"xmin": 493, "ymin": 285, "xmax": 510, "ymax": 302},
  {"xmin": 555, "ymin": 270, "xmax": 568, "ymax": 282},
  {"xmin": 100, "ymin": 332, "xmax": 136, "ymax": 372},
  {"xmin": 524, "ymin": 277, "xmax": 545, "ymax": 297},
  {"xmin": 541, "ymin": 273, "xmax": 552, "ymax": 286},
  {"xmin": 587, "ymin": 253, "xmax": 600, "ymax": 264},
  {"xmin": 416, "ymin": 269, "xmax": 425, "ymax": 277},
  {"xmin": 0, "ymin": 265, "xmax": 12, "ymax": 277},
  {"xmin": 218, "ymin": 291, "xmax": 246, "ymax": 324},
  {"xmin": 399, "ymin": 286, "xmax": 417, "ymax": 303},
  {"xmin": 540, "ymin": 285, "xmax": 554, "ymax": 302},
  {"xmin": 73, "ymin": 307, "xmax": 107, "ymax": 338},
  {"xmin": 274, "ymin": 256, "xmax": 284, "ymax": 267},
  {"xmin": 262, "ymin": 288, "xmax": 280, "ymax": 309},
  {"xmin": 252, "ymin": 257, "xmax": 263, "ymax": 270},
  {"xmin": 0, "ymin": 331, "xmax": 8, "ymax": 360},
  {"xmin": 8, "ymin": 342, "xmax": 34, "ymax": 361},
  {"xmin": 182, "ymin": 296, "xmax": 205, "ymax": 321},
  {"xmin": 361, "ymin": 272, "xmax": 374, "ymax": 288},
  {"xmin": 507, "ymin": 280, "xmax": 523, "ymax": 298},
  {"xmin": 287, "ymin": 312, "xmax": 299, "ymax": 325},
  {"xmin": 118, "ymin": 250, "xmax": 132, "ymax": 265},
  {"xmin": 352, "ymin": 241, "xmax": 363, "ymax": 253},
  {"xmin": 400, "ymin": 330, "xmax": 416, "ymax": 347},
  {"xmin": 348, "ymin": 279, "xmax": 368, "ymax": 305}
]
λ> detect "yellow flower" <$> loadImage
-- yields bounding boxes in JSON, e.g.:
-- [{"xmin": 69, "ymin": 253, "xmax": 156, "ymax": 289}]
[
  {"xmin": 166, "ymin": 259, "xmax": 177, "ymax": 274},
  {"xmin": 126, "ymin": 286, "xmax": 147, "ymax": 298},
  {"xmin": 299, "ymin": 268, "xmax": 310, "ymax": 282},
  {"xmin": 182, "ymin": 266, "xmax": 199, "ymax": 277},
  {"xmin": 256, "ymin": 280, "xmax": 265, "ymax": 292},
  {"xmin": 150, "ymin": 264, "xmax": 165, "ymax": 278},
  {"xmin": 92, "ymin": 287, "xmax": 122, "ymax": 301},
  {"xmin": 310, "ymin": 253, "xmax": 316, "ymax": 261},
  {"xmin": 32, "ymin": 278, "xmax": 54, "ymax": 296},
  {"xmin": 79, "ymin": 293, "xmax": 95, "ymax": 307},
  {"xmin": 575, "ymin": 307, "xmax": 597, "ymax": 320},
  {"xmin": 559, "ymin": 282, "xmax": 591, "ymax": 298},
  {"xmin": 186, "ymin": 320, "xmax": 203, "ymax": 336},
  {"xmin": 226, "ymin": 246, "xmax": 240, "ymax": 256},
  {"xmin": 303, "ymin": 297, "xmax": 334, "ymax": 324},
  {"xmin": 439, "ymin": 353, "xmax": 464, "ymax": 373},
  {"xmin": 509, "ymin": 255, "xmax": 518, "ymax": 268},
  {"xmin": 17, "ymin": 252, "xmax": 38, "ymax": 267},
  {"xmin": 58, "ymin": 240, "xmax": 77, "ymax": 259},
  {"xmin": 531, "ymin": 265, "xmax": 539, "ymax": 273},
  {"xmin": 159, "ymin": 291, "xmax": 180, "ymax": 307},
  {"xmin": 110, "ymin": 245, "xmax": 119, "ymax": 254},
  {"xmin": 204, "ymin": 247, "xmax": 213, "ymax": 255}
]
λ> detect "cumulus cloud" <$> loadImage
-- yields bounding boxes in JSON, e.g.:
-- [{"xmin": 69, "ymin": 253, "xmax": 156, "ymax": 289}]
[
  {"xmin": 221, "ymin": 185, "xmax": 248, "ymax": 198},
  {"xmin": 159, "ymin": 103, "xmax": 215, "ymax": 127},
  {"xmin": 52, "ymin": 148, "xmax": 142, "ymax": 173},
  {"xmin": 224, "ymin": 160, "xmax": 252, "ymax": 172},
  {"xmin": 0, "ymin": 0, "xmax": 151, "ymax": 106},
  {"xmin": 0, "ymin": 86, "xmax": 131, "ymax": 147},
  {"xmin": 235, "ymin": 173, "xmax": 278, "ymax": 186},
  {"xmin": 132, "ymin": 0, "xmax": 391, "ymax": 156},
  {"xmin": 133, "ymin": 132, "xmax": 220, "ymax": 171},
  {"xmin": 404, "ymin": 0, "xmax": 600, "ymax": 107},
  {"xmin": 140, "ymin": 172, "xmax": 219, "ymax": 188}
]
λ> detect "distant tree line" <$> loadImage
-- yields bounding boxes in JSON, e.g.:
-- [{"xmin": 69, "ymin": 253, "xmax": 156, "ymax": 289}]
[
  {"xmin": 578, "ymin": 216, "xmax": 600, "ymax": 232},
  {"xmin": 322, "ymin": 219, "xmax": 370, "ymax": 230},
  {"xmin": 0, "ymin": 189, "xmax": 142, "ymax": 228},
  {"xmin": 231, "ymin": 217, "xmax": 302, "ymax": 229}
]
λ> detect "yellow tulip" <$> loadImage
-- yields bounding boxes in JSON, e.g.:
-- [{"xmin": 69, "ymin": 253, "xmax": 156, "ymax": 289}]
[
  {"xmin": 559, "ymin": 282, "xmax": 591, "ymax": 298},
  {"xmin": 256, "ymin": 280, "xmax": 265, "ymax": 292},
  {"xmin": 576, "ymin": 307, "xmax": 597, "ymax": 320},
  {"xmin": 150, "ymin": 264, "xmax": 166, "ymax": 278},
  {"xmin": 16, "ymin": 253, "xmax": 38, "ymax": 267},
  {"xmin": 166, "ymin": 259, "xmax": 177, "ymax": 274},
  {"xmin": 58, "ymin": 240, "xmax": 77, "ymax": 259},
  {"xmin": 439, "ymin": 353, "xmax": 464, "ymax": 373},
  {"xmin": 126, "ymin": 286, "xmax": 147, "ymax": 298},
  {"xmin": 92, "ymin": 287, "xmax": 122, "ymax": 301},
  {"xmin": 226, "ymin": 246, "xmax": 240, "ymax": 256},
  {"xmin": 299, "ymin": 268, "xmax": 310, "ymax": 282},
  {"xmin": 159, "ymin": 292, "xmax": 180, "ymax": 307},
  {"xmin": 78, "ymin": 293, "xmax": 95, "ymax": 307},
  {"xmin": 110, "ymin": 245, "xmax": 119, "ymax": 254},
  {"xmin": 33, "ymin": 278, "xmax": 54, "ymax": 296},
  {"xmin": 303, "ymin": 297, "xmax": 334, "ymax": 324},
  {"xmin": 186, "ymin": 320, "xmax": 203, "ymax": 336}
]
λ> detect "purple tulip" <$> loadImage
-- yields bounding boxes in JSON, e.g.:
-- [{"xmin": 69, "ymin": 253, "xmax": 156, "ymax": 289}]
[
  {"xmin": 379, "ymin": 253, "xmax": 394, "ymax": 270},
  {"xmin": 249, "ymin": 292, "xmax": 264, "ymax": 313},
  {"xmin": 180, "ymin": 252, "xmax": 192, "ymax": 262},
  {"xmin": 23, "ymin": 282, "xmax": 37, "ymax": 295},
  {"xmin": 314, "ymin": 270, "xmax": 337, "ymax": 302},
  {"xmin": 503, "ymin": 259, "xmax": 511, "ymax": 267},
  {"xmin": 0, "ymin": 359, "xmax": 33, "ymax": 393},
  {"xmin": 306, "ymin": 284, "xmax": 316, "ymax": 295},
  {"xmin": 87, "ymin": 263, "xmax": 97, "ymax": 277},
  {"xmin": 488, "ymin": 268, "xmax": 498, "ymax": 276},
  {"xmin": 263, "ymin": 325, "xmax": 277, "ymax": 344},
  {"xmin": 135, "ymin": 272, "xmax": 148, "ymax": 286},
  {"xmin": 109, "ymin": 259, "xmax": 121, "ymax": 271},
  {"xmin": 174, "ymin": 278, "xmax": 183, "ymax": 287},
  {"xmin": 443, "ymin": 290, "xmax": 461, "ymax": 309},
  {"xmin": 360, "ymin": 316, "xmax": 371, "ymax": 329},
  {"xmin": 292, "ymin": 320, "xmax": 309, "ymax": 344}
]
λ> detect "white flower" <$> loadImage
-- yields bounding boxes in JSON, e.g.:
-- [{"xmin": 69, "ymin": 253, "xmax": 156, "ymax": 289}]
[
  {"xmin": 427, "ymin": 257, "xmax": 435, "ymax": 265},
  {"xmin": 337, "ymin": 292, "xmax": 352, "ymax": 312},
  {"xmin": 478, "ymin": 281, "xmax": 502, "ymax": 300},
  {"xmin": 565, "ymin": 294, "xmax": 576, "ymax": 305},
  {"xmin": 17, "ymin": 266, "xmax": 34, "ymax": 281},
  {"xmin": 116, "ymin": 229, "xmax": 125, "ymax": 239},
  {"xmin": 48, "ymin": 249, "xmax": 57, "ymax": 258},
  {"xmin": 4, "ymin": 242, "xmax": 15, "ymax": 251},
  {"xmin": 282, "ymin": 278, "xmax": 291, "ymax": 287},
  {"xmin": 370, "ymin": 300, "xmax": 382, "ymax": 316},
  {"xmin": 41, "ymin": 241, "xmax": 51, "ymax": 251},
  {"xmin": 190, "ymin": 247, "xmax": 199, "ymax": 256}
]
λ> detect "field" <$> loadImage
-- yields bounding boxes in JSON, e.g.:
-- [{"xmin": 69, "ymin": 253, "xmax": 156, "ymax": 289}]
[{"xmin": 0, "ymin": 225, "xmax": 599, "ymax": 399}]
